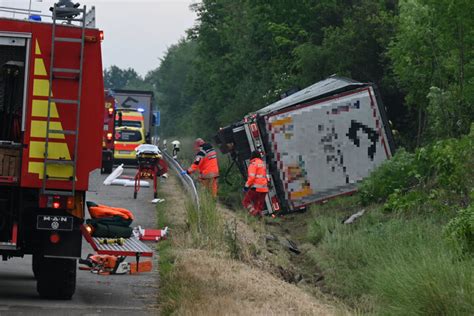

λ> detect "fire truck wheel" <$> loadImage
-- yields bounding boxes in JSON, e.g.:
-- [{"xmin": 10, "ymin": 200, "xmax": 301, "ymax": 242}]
[
  {"xmin": 104, "ymin": 161, "xmax": 113, "ymax": 174},
  {"xmin": 32, "ymin": 254, "xmax": 41, "ymax": 279},
  {"xmin": 36, "ymin": 257, "xmax": 76, "ymax": 300}
]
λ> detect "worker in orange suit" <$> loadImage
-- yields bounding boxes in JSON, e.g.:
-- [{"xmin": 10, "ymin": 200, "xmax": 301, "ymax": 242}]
[
  {"xmin": 242, "ymin": 151, "xmax": 269, "ymax": 216},
  {"xmin": 182, "ymin": 138, "xmax": 219, "ymax": 197}
]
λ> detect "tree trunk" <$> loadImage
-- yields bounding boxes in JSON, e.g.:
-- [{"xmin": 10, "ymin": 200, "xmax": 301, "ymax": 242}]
[{"xmin": 416, "ymin": 106, "xmax": 423, "ymax": 147}]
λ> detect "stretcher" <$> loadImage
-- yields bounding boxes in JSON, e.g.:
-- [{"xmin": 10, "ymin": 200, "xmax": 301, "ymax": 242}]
[
  {"xmin": 133, "ymin": 144, "xmax": 168, "ymax": 199},
  {"xmin": 81, "ymin": 225, "xmax": 153, "ymax": 273}
]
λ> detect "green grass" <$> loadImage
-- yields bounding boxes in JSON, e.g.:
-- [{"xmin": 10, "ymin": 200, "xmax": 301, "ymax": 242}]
[
  {"xmin": 155, "ymin": 197, "xmax": 183, "ymax": 315},
  {"xmin": 306, "ymin": 197, "xmax": 474, "ymax": 315},
  {"xmin": 186, "ymin": 190, "xmax": 224, "ymax": 249}
]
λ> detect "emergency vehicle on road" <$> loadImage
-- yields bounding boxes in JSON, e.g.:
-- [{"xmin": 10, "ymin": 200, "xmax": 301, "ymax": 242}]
[
  {"xmin": 102, "ymin": 90, "xmax": 116, "ymax": 173},
  {"xmin": 0, "ymin": 5, "xmax": 104, "ymax": 299},
  {"xmin": 114, "ymin": 109, "xmax": 145, "ymax": 163}
]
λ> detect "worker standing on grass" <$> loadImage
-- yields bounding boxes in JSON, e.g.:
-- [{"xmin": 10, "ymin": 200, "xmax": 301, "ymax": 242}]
[
  {"xmin": 182, "ymin": 138, "xmax": 219, "ymax": 197},
  {"xmin": 243, "ymin": 151, "xmax": 269, "ymax": 217}
]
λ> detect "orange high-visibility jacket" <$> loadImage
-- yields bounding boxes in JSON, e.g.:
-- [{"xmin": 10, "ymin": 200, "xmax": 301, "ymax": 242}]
[
  {"xmin": 188, "ymin": 143, "xmax": 219, "ymax": 179},
  {"xmin": 245, "ymin": 158, "xmax": 269, "ymax": 193}
]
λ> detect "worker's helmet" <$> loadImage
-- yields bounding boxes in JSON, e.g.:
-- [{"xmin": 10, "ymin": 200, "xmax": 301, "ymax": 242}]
[{"xmin": 194, "ymin": 138, "xmax": 205, "ymax": 151}]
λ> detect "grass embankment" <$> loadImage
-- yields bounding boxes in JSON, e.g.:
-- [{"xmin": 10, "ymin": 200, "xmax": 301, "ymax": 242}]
[
  {"xmin": 156, "ymin": 174, "xmax": 339, "ymax": 315},
  {"xmin": 159, "ymin": 130, "xmax": 474, "ymax": 315},
  {"xmin": 303, "ymin": 130, "xmax": 474, "ymax": 314}
]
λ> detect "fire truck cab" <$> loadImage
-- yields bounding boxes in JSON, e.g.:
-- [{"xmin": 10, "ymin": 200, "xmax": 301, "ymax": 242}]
[{"xmin": 0, "ymin": 5, "xmax": 104, "ymax": 299}]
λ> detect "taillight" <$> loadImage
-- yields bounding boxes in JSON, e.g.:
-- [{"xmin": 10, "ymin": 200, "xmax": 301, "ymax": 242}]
[
  {"xmin": 106, "ymin": 132, "xmax": 113, "ymax": 141},
  {"xmin": 52, "ymin": 195, "xmax": 61, "ymax": 209},
  {"xmin": 84, "ymin": 224, "xmax": 93, "ymax": 234},
  {"xmin": 271, "ymin": 196, "xmax": 280, "ymax": 211},
  {"xmin": 250, "ymin": 123, "xmax": 260, "ymax": 138},
  {"xmin": 50, "ymin": 233, "xmax": 60, "ymax": 244},
  {"xmin": 67, "ymin": 197, "xmax": 75, "ymax": 209},
  {"xmin": 100, "ymin": 31, "xmax": 105, "ymax": 41},
  {"xmin": 39, "ymin": 195, "xmax": 74, "ymax": 209},
  {"xmin": 108, "ymin": 107, "xmax": 114, "ymax": 116}
]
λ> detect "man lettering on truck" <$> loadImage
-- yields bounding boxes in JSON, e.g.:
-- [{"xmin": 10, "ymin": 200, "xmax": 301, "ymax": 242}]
[
  {"xmin": 181, "ymin": 138, "xmax": 219, "ymax": 197},
  {"xmin": 243, "ymin": 151, "xmax": 269, "ymax": 216}
]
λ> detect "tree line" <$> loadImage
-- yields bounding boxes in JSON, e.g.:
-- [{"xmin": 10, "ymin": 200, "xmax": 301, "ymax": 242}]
[{"xmin": 104, "ymin": 0, "xmax": 474, "ymax": 148}]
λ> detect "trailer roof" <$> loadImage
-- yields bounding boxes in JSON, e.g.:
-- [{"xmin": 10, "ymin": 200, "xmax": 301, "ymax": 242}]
[
  {"xmin": 111, "ymin": 89, "xmax": 154, "ymax": 97},
  {"xmin": 257, "ymin": 76, "xmax": 367, "ymax": 116}
]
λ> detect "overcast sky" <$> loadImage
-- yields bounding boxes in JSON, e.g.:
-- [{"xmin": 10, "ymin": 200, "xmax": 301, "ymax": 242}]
[{"xmin": 0, "ymin": 0, "xmax": 198, "ymax": 76}]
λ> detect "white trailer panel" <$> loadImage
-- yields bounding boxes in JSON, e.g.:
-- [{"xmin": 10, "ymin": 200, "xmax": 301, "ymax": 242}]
[{"xmin": 264, "ymin": 87, "xmax": 392, "ymax": 210}]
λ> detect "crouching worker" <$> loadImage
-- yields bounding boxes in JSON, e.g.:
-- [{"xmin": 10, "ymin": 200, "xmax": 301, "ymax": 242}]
[
  {"xmin": 182, "ymin": 138, "xmax": 219, "ymax": 197},
  {"xmin": 243, "ymin": 151, "xmax": 269, "ymax": 217}
]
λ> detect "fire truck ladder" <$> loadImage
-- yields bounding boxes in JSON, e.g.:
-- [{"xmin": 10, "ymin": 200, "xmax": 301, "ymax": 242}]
[{"xmin": 42, "ymin": 5, "xmax": 87, "ymax": 197}]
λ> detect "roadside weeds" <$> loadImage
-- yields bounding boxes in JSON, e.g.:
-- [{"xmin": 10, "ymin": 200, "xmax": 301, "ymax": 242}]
[{"xmin": 156, "ymin": 174, "xmax": 345, "ymax": 315}]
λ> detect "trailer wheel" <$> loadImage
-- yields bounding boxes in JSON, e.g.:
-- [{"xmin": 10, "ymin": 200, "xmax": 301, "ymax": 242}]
[{"xmin": 36, "ymin": 257, "xmax": 76, "ymax": 300}]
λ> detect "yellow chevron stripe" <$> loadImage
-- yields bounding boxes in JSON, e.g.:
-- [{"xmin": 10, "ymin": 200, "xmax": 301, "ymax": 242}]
[
  {"xmin": 31, "ymin": 100, "xmax": 59, "ymax": 118},
  {"xmin": 30, "ymin": 121, "xmax": 65, "ymax": 139},
  {"xmin": 28, "ymin": 43, "xmax": 74, "ymax": 181},
  {"xmin": 29, "ymin": 141, "xmax": 71, "ymax": 160},
  {"xmin": 28, "ymin": 162, "xmax": 73, "ymax": 180},
  {"xmin": 35, "ymin": 40, "xmax": 42, "ymax": 55},
  {"xmin": 34, "ymin": 58, "xmax": 47, "ymax": 76},
  {"xmin": 33, "ymin": 79, "xmax": 50, "ymax": 97}
]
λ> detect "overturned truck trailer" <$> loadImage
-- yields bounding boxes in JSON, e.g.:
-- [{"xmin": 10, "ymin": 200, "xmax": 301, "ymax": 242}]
[{"xmin": 215, "ymin": 76, "xmax": 395, "ymax": 214}]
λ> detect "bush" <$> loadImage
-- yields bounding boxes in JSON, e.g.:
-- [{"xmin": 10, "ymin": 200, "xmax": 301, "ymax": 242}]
[
  {"xmin": 383, "ymin": 189, "xmax": 429, "ymax": 213},
  {"xmin": 359, "ymin": 149, "xmax": 418, "ymax": 205},
  {"xmin": 359, "ymin": 131, "xmax": 474, "ymax": 205},
  {"xmin": 445, "ymin": 204, "xmax": 474, "ymax": 255}
]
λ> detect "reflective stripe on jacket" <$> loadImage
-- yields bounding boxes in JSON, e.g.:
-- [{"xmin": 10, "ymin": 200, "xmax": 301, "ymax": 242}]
[
  {"xmin": 188, "ymin": 143, "xmax": 219, "ymax": 178},
  {"xmin": 245, "ymin": 158, "xmax": 269, "ymax": 193}
]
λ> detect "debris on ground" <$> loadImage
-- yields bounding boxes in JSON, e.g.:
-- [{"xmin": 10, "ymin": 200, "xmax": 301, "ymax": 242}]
[
  {"xmin": 103, "ymin": 164, "xmax": 124, "ymax": 185},
  {"xmin": 151, "ymin": 198, "xmax": 165, "ymax": 204},
  {"xmin": 343, "ymin": 209, "xmax": 366, "ymax": 224}
]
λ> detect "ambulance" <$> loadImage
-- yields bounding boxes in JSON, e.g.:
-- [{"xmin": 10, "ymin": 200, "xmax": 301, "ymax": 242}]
[{"xmin": 114, "ymin": 109, "xmax": 145, "ymax": 162}]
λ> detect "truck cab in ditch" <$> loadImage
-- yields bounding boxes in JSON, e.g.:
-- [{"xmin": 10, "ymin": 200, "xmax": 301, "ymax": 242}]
[{"xmin": 215, "ymin": 76, "xmax": 395, "ymax": 215}]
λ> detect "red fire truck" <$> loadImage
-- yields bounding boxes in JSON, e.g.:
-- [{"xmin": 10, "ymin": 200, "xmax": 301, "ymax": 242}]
[
  {"xmin": 0, "ymin": 6, "xmax": 104, "ymax": 299},
  {"xmin": 102, "ymin": 90, "xmax": 116, "ymax": 173}
]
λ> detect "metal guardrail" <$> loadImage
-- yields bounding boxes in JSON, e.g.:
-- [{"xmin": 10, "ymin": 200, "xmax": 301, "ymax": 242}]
[{"xmin": 161, "ymin": 148, "xmax": 200, "ymax": 209}]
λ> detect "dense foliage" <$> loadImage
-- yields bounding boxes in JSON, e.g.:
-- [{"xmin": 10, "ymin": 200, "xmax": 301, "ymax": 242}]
[
  {"xmin": 105, "ymin": 0, "xmax": 473, "ymax": 146},
  {"xmin": 359, "ymin": 126, "xmax": 474, "ymax": 205}
]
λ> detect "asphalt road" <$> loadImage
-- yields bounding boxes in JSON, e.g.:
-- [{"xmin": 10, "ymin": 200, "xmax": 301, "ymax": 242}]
[{"xmin": 0, "ymin": 168, "xmax": 161, "ymax": 315}]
